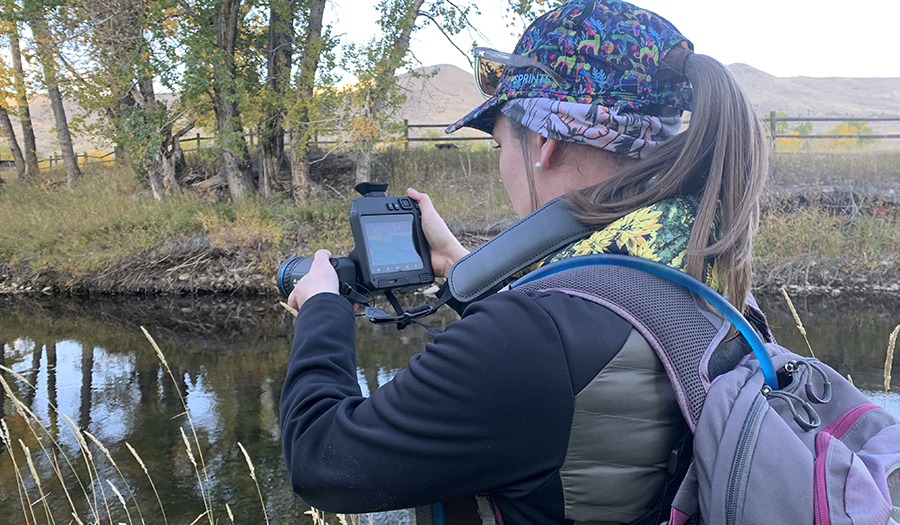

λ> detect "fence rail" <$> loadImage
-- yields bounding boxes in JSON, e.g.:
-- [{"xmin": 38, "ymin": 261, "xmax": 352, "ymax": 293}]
[{"xmin": 9, "ymin": 112, "xmax": 900, "ymax": 170}]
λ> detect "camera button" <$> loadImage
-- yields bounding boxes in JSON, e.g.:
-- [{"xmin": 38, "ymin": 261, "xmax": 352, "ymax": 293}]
[{"xmin": 399, "ymin": 197, "xmax": 413, "ymax": 210}]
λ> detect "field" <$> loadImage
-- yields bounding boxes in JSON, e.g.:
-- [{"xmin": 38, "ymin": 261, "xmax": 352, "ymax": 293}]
[{"xmin": 0, "ymin": 145, "xmax": 897, "ymax": 296}]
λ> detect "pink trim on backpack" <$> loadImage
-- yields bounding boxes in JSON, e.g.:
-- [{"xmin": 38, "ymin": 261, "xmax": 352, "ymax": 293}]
[
  {"xmin": 669, "ymin": 507, "xmax": 691, "ymax": 525},
  {"xmin": 813, "ymin": 404, "xmax": 880, "ymax": 525}
]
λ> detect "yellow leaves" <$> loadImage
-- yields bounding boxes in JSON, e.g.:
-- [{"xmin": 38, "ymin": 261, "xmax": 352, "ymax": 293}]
[{"xmin": 777, "ymin": 130, "xmax": 806, "ymax": 152}]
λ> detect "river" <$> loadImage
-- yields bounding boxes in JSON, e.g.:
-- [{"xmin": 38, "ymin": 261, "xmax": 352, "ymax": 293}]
[{"xmin": 0, "ymin": 292, "xmax": 898, "ymax": 524}]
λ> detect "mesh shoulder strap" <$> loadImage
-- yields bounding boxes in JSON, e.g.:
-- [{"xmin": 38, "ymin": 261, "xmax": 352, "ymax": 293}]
[{"xmin": 511, "ymin": 264, "xmax": 731, "ymax": 431}]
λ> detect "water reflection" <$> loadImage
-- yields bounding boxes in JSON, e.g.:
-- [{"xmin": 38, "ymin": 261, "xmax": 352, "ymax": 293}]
[
  {"xmin": 0, "ymin": 294, "xmax": 443, "ymax": 525},
  {"xmin": 756, "ymin": 293, "xmax": 900, "ymax": 390},
  {"xmin": 0, "ymin": 292, "xmax": 897, "ymax": 525}
]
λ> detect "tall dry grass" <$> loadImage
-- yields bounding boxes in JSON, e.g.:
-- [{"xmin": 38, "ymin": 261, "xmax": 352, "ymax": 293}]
[{"xmin": 0, "ymin": 328, "xmax": 272, "ymax": 525}]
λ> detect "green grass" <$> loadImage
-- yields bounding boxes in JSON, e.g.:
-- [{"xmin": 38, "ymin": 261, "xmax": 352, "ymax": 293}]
[
  {"xmin": 0, "ymin": 147, "xmax": 897, "ymax": 289},
  {"xmin": 377, "ymin": 145, "xmax": 512, "ymax": 224},
  {"xmin": 770, "ymin": 150, "xmax": 900, "ymax": 187},
  {"xmin": 0, "ymin": 164, "xmax": 340, "ymax": 277}
]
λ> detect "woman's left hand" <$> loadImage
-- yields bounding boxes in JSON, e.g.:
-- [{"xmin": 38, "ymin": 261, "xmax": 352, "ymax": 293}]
[{"xmin": 287, "ymin": 249, "xmax": 340, "ymax": 311}]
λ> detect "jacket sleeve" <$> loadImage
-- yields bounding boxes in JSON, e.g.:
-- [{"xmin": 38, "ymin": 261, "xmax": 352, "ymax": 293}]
[{"xmin": 279, "ymin": 291, "xmax": 577, "ymax": 513}]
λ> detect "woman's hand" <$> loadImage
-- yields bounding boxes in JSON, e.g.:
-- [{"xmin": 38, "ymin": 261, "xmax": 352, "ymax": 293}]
[
  {"xmin": 407, "ymin": 188, "xmax": 469, "ymax": 279},
  {"xmin": 287, "ymin": 249, "xmax": 340, "ymax": 311}
]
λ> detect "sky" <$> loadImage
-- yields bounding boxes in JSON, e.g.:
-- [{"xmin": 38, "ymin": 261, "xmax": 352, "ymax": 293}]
[{"xmin": 327, "ymin": 0, "xmax": 900, "ymax": 79}]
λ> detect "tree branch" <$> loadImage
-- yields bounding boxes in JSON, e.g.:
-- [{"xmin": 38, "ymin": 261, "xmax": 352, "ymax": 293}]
[{"xmin": 419, "ymin": 12, "xmax": 473, "ymax": 68}]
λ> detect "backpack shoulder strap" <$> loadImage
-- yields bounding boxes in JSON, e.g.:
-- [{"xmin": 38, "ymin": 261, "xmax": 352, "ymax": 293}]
[{"xmin": 510, "ymin": 259, "xmax": 730, "ymax": 431}]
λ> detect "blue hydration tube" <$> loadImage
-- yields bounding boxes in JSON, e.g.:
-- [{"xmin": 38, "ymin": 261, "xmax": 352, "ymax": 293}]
[{"xmin": 509, "ymin": 254, "xmax": 780, "ymax": 389}]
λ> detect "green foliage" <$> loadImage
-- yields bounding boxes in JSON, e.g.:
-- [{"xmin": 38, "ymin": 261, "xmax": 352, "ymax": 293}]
[{"xmin": 756, "ymin": 204, "xmax": 900, "ymax": 266}]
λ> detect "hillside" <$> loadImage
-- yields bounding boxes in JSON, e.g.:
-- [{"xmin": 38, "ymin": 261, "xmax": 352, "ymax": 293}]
[
  {"xmin": 3, "ymin": 64, "xmax": 899, "ymax": 156},
  {"xmin": 398, "ymin": 63, "xmax": 900, "ymax": 136}
]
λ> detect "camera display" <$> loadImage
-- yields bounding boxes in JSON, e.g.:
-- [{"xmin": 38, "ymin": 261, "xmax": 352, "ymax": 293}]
[
  {"xmin": 276, "ymin": 182, "xmax": 434, "ymax": 300},
  {"xmin": 360, "ymin": 214, "xmax": 424, "ymax": 274}
]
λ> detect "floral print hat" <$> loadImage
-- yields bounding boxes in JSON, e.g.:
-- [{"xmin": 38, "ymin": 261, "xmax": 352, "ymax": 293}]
[{"xmin": 447, "ymin": 0, "xmax": 695, "ymax": 159}]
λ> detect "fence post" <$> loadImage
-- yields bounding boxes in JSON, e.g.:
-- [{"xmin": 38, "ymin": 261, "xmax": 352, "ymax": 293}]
[
  {"xmin": 403, "ymin": 119, "xmax": 409, "ymax": 150},
  {"xmin": 196, "ymin": 133, "xmax": 201, "ymax": 150},
  {"xmin": 769, "ymin": 111, "xmax": 777, "ymax": 152},
  {"xmin": 83, "ymin": 151, "xmax": 89, "ymax": 166}
]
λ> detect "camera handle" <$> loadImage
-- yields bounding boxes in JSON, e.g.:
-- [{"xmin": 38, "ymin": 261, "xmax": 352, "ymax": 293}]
[{"xmin": 363, "ymin": 289, "xmax": 451, "ymax": 336}]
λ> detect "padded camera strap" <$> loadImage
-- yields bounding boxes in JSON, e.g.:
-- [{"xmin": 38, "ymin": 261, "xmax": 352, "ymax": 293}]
[{"xmin": 447, "ymin": 198, "xmax": 595, "ymax": 303}]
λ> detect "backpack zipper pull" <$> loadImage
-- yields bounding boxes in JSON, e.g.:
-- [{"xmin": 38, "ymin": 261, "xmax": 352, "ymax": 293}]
[
  {"xmin": 761, "ymin": 385, "xmax": 821, "ymax": 431},
  {"xmin": 786, "ymin": 359, "xmax": 832, "ymax": 404}
]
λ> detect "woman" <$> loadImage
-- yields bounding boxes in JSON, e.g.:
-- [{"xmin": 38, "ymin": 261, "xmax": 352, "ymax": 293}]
[{"xmin": 281, "ymin": 1, "xmax": 767, "ymax": 523}]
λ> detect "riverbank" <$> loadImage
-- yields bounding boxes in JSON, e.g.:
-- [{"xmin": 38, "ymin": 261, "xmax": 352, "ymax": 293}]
[{"xmin": 0, "ymin": 148, "xmax": 897, "ymax": 297}]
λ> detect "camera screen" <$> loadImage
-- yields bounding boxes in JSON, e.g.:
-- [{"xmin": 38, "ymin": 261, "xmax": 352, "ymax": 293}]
[{"xmin": 361, "ymin": 214, "xmax": 424, "ymax": 274}]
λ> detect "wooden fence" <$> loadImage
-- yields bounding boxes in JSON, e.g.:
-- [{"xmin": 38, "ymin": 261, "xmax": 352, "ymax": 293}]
[
  {"xmin": 13, "ymin": 113, "xmax": 900, "ymax": 170},
  {"xmin": 402, "ymin": 113, "xmax": 900, "ymax": 151}
]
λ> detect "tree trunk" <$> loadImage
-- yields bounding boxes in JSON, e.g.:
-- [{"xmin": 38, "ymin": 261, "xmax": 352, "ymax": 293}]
[
  {"xmin": 30, "ymin": 15, "xmax": 81, "ymax": 186},
  {"xmin": 258, "ymin": 123, "xmax": 282, "ymax": 198},
  {"xmin": 162, "ymin": 140, "xmax": 183, "ymax": 195},
  {"xmin": 9, "ymin": 26, "xmax": 40, "ymax": 180},
  {"xmin": 0, "ymin": 106, "xmax": 27, "ymax": 181},
  {"xmin": 290, "ymin": 0, "xmax": 327, "ymax": 203},
  {"xmin": 257, "ymin": 0, "xmax": 295, "ymax": 199},
  {"xmin": 79, "ymin": 345, "xmax": 94, "ymax": 429},
  {"xmin": 213, "ymin": 0, "xmax": 255, "ymax": 203},
  {"xmin": 354, "ymin": 0, "xmax": 426, "ymax": 183},
  {"xmin": 355, "ymin": 145, "xmax": 374, "ymax": 184},
  {"xmin": 148, "ymin": 145, "xmax": 167, "ymax": 201},
  {"xmin": 288, "ymin": 129, "xmax": 310, "ymax": 201},
  {"xmin": 47, "ymin": 84, "xmax": 81, "ymax": 185}
]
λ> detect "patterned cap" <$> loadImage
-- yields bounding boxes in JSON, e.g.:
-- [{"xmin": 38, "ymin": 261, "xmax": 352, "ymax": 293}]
[{"xmin": 447, "ymin": 0, "xmax": 694, "ymax": 134}]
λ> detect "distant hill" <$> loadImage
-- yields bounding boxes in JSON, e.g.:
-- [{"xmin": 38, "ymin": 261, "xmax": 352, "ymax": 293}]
[
  {"xmin": 398, "ymin": 63, "xmax": 900, "ymax": 137},
  {"xmin": 3, "ymin": 64, "xmax": 899, "ymax": 156}
]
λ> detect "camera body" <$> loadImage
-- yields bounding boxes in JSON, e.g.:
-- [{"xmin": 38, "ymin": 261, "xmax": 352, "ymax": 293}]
[{"xmin": 277, "ymin": 182, "xmax": 434, "ymax": 299}]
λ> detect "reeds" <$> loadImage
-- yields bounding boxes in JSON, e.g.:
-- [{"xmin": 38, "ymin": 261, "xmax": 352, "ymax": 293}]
[
  {"xmin": 884, "ymin": 325, "xmax": 900, "ymax": 407},
  {"xmin": 238, "ymin": 442, "xmax": 270, "ymax": 525},
  {"xmin": 779, "ymin": 288, "xmax": 817, "ymax": 359},
  {"xmin": 144, "ymin": 324, "xmax": 215, "ymax": 525},
  {"xmin": 0, "ymin": 329, "xmax": 272, "ymax": 525}
]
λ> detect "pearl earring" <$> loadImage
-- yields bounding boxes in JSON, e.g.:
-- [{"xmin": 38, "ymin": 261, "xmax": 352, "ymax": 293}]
[{"xmin": 534, "ymin": 161, "xmax": 542, "ymax": 169}]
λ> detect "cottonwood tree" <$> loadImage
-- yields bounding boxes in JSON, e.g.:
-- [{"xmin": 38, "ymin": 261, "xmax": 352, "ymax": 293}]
[
  {"xmin": 0, "ymin": 54, "xmax": 27, "ymax": 180},
  {"xmin": 286, "ymin": 0, "xmax": 336, "ymax": 203},
  {"xmin": 255, "ymin": 0, "xmax": 294, "ymax": 199},
  {"xmin": 345, "ymin": 0, "xmax": 556, "ymax": 184},
  {"xmin": 179, "ymin": 0, "xmax": 257, "ymax": 203},
  {"xmin": 60, "ymin": 0, "xmax": 191, "ymax": 200},
  {"xmin": 24, "ymin": 0, "xmax": 81, "ymax": 186},
  {"xmin": 1, "ymin": 3, "xmax": 41, "ymax": 180}
]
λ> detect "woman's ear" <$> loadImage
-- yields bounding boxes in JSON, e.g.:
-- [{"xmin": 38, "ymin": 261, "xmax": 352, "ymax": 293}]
[{"xmin": 538, "ymin": 137, "xmax": 562, "ymax": 170}]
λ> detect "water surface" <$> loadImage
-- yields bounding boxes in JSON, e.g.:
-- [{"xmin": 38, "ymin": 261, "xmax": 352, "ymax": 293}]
[{"xmin": 0, "ymin": 292, "xmax": 898, "ymax": 524}]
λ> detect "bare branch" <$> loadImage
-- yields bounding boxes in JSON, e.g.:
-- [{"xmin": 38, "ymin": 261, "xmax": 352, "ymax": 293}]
[
  {"xmin": 173, "ymin": 120, "xmax": 197, "ymax": 141},
  {"xmin": 418, "ymin": 12, "xmax": 472, "ymax": 68},
  {"xmin": 444, "ymin": 0, "xmax": 495, "ymax": 45}
]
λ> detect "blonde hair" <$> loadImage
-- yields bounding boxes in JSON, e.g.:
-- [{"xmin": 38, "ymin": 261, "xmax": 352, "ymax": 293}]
[{"xmin": 566, "ymin": 53, "xmax": 769, "ymax": 312}]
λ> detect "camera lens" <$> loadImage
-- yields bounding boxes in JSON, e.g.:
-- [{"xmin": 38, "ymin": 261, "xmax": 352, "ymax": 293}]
[{"xmin": 276, "ymin": 257, "xmax": 304, "ymax": 298}]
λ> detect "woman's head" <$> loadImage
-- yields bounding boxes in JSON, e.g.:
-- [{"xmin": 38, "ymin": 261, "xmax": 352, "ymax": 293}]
[{"xmin": 449, "ymin": 0, "xmax": 769, "ymax": 312}]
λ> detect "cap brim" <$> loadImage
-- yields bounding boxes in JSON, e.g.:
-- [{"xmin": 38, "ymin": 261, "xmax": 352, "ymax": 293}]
[{"xmin": 445, "ymin": 95, "xmax": 503, "ymax": 135}]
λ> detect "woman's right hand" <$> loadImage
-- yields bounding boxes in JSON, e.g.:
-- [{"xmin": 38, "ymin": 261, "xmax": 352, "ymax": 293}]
[{"xmin": 407, "ymin": 188, "xmax": 469, "ymax": 279}]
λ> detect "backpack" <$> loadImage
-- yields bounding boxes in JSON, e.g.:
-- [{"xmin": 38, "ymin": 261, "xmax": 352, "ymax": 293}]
[{"xmin": 510, "ymin": 254, "xmax": 900, "ymax": 525}]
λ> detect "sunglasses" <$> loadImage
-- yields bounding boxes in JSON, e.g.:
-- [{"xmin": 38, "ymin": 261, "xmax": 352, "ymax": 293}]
[{"xmin": 473, "ymin": 47, "xmax": 572, "ymax": 98}]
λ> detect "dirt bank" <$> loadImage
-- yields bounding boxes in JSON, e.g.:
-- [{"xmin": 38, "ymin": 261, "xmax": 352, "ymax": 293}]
[{"xmin": 0, "ymin": 212, "xmax": 898, "ymax": 299}]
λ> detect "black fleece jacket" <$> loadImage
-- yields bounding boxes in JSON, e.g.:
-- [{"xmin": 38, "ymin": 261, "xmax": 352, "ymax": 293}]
[{"xmin": 280, "ymin": 289, "xmax": 634, "ymax": 524}]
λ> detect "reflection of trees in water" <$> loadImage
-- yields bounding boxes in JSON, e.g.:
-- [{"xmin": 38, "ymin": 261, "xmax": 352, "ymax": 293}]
[
  {"xmin": 757, "ymin": 293, "xmax": 900, "ymax": 388},
  {"xmin": 0, "ymin": 295, "xmax": 302, "ymax": 525},
  {"xmin": 0, "ymin": 291, "xmax": 457, "ymax": 523}
]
